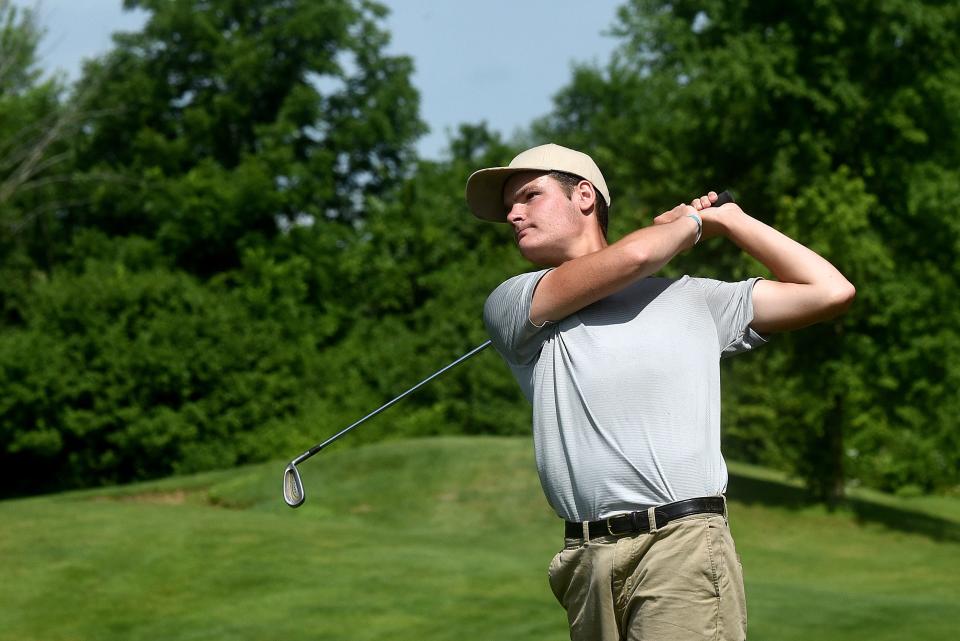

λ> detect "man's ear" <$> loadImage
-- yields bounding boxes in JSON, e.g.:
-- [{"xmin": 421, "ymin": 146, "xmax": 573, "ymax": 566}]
[{"xmin": 575, "ymin": 180, "xmax": 596, "ymax": 214}]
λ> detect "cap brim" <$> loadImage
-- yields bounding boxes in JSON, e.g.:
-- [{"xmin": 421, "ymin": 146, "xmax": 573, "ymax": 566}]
[{"xmin": 465, "ymin": 167, "xmax": 535, "ymax": 222}]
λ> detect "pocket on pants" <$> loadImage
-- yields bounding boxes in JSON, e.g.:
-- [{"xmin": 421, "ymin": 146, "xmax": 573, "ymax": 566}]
[
  {"xmin": 547, "ymin": 542, "xmax": 585, "ymax": 608},
  {"xmin": 708, "ymin": 519, "xmax": 748, "ymax": 638},
  {"xmin": 547, "ymin": 549, "xmax": 565, "ymax": 604}
]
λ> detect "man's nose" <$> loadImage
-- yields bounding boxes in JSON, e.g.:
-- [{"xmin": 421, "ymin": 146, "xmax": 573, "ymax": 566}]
[{"xmin": 507, "ymin": 205, "xmax": 523, "ymax": 224}]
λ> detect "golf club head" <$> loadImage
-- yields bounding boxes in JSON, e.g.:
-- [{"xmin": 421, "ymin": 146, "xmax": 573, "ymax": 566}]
[{"xmin": 283, "ymin": 463, "xmax": 305, "ymax": 508}]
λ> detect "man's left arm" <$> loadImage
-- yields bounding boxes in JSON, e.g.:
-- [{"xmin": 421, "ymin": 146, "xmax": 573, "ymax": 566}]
[{"xmin": 691, "ymin": 193, "xmax": 856, "ymax": 333}]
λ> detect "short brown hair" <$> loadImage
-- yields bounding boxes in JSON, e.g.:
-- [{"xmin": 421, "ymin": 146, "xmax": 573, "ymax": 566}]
[{"xmin": 549, "ymin": 171, "xmax": 609, "ymax": 238}]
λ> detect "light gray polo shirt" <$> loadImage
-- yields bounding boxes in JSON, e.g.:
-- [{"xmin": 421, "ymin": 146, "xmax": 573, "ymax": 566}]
[{"xmin": 483, "ymin": 270, "xmax": 767, "ymax": 523}]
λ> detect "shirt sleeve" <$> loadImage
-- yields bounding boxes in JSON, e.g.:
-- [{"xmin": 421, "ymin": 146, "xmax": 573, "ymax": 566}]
[
  {"xmin": 483, "ymin": 269, "xmax": 555, "ymax": 367},
  {"xmin": 693, "ymin": 277, "xmax": 769, "ymax": 358}
]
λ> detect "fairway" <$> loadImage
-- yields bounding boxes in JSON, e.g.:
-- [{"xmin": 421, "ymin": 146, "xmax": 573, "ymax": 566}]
[{"xmin": 1, "ymin": 436, "xmax": 957, "ymax": 641}]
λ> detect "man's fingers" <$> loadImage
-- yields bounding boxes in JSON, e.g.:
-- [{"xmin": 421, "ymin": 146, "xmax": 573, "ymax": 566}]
[
  {"xmin": 691, "ymin": 194, "xmax": 717, "ymax": 210},
  {"xmin": 659, "ymin": 191, "xmax": 728, "ymax": 233}
]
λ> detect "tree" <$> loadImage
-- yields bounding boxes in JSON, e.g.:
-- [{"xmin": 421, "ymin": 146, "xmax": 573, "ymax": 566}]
[
  {"xmin": 0, "ymin": 0, "xmax": 431, "ymax": 494},
  {"xmin": 536, "ymin": 0, "xmax": 960, "ymax": 499},
  {"xmin": 0, "ymin": 246, "xmax": 322, "ymax": 494},
  {"xmin": 62, "ymin": 0, "xmax": 425, "ymax": 275},
  {"xmin": 0, "ymin": 0, "xmax": 68, "ymax": 320},
  {"xmin": 300, "ymin": 124, "xmax": 534, "ymax": 446}
]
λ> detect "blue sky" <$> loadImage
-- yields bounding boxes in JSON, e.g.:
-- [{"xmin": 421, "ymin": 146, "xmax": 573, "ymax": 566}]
[{"xmin": 21, "ymin": 0, "xmax": 624, "ymax": 158}]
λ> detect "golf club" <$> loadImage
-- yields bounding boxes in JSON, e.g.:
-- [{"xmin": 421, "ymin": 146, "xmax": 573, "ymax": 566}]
[
  {"xmin": 281, "ymin": 190, "xmax": 736, "ymax": 508},
  {"xmin": 283, "ymin": 339, "xmax": 493, "ymax": 507}
]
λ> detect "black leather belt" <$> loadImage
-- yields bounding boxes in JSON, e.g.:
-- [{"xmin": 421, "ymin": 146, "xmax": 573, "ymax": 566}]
[{"xmin": 564, "ymin": 496, "xmax": 726, "ymax": 539}]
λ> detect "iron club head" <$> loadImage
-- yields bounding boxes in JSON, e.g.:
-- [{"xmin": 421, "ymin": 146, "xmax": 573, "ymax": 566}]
[
  {"xmin": 283, "ymin": 462, "xmax": 305, "ymax": 508},
  {"xmin": 280, "ymin": 340, "xmax": 493, "ymax": 508}
]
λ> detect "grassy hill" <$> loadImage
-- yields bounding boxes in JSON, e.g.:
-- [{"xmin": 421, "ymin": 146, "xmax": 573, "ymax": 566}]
[{"xmin": 1, "ymin": 436, "xmax": 957, "ymax": 640}]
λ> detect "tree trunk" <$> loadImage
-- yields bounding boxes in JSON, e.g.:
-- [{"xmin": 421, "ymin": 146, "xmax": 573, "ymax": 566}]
[{"xmin": 824, "ymin": 391, "xmax": 846, "ymax": 510}]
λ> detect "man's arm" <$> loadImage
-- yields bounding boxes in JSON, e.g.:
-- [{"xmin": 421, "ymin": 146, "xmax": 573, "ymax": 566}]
[
  {"xmin": 691, "ymin": 195, "xmax": 855, "ymax": 333},
  {"xmin": 529, "ymin": 205, "xmax": 700, "ymax": 325},
  {"xmin": 531, "ymin": 190, "xmax": 855, "ymax": 330}
]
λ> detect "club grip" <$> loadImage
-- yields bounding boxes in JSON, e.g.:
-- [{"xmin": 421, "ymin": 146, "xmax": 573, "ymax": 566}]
[{"xmin": 713, "ymin": 190, "xmax": 735, "ymax": 207}]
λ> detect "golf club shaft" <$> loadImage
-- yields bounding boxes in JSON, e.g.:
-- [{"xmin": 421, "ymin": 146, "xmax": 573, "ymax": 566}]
[
  {"xmin": 290, "ymin": 339, "xmax": 493, "ymax": 467},
  {"xmin": 291, "ymin": 189, "xmax": 733, "ymax": 467}
]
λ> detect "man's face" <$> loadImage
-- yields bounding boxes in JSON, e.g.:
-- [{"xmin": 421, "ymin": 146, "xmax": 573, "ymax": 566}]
[{"xmin": 502, "ymin": 171, "xmax": 587, "ymax": 266}]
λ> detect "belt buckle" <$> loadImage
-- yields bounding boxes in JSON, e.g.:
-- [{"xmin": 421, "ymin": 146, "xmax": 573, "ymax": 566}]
[{"xmin": 606, "ymin": 516, "xmax": 618, "ymax": 536}]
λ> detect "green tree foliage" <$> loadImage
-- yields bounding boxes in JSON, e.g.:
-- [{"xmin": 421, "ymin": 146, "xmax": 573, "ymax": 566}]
[
  {"xmin": 0, "ymin": 0, "xmax": 429, "ymax": 495},
  {"xmin": 3, "ymin": 0, "xmax": 957, "ymax": 500},
  {"xmin": 536, "ymin": 0, "xmax": 960, "ymax": 498},
  {"xmin": 290, "ymin": 124, "xmax": 533, "ymax": 448},
  {"xmin": 64, "ymin": 0, "xmax": 424, "ymax": 275},
  {"xmin": 0, "ymin": 0, "xmax": 68, "ymax": 322},
  {"xmin": 0, "ymin": 230, "xmax": 338, "ymax": 493}
]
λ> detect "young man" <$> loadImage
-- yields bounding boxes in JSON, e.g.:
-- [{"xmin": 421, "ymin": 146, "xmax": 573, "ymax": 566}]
[{"xmin": 465, "ymin": 143, "xmax": 854, "ymax": 641}]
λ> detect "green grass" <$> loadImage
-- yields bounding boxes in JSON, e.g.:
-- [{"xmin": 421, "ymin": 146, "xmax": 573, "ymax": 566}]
[{"xmin": 1, "ymin": 436, "xmax": 957, "ymax": 640}]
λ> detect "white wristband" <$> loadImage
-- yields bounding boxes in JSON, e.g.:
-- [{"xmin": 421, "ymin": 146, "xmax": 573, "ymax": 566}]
[{"xmin": 686, "ymin": 212, "xmax": 702, "ymax": 245}]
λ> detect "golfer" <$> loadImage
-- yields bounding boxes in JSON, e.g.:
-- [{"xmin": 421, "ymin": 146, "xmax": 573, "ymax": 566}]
[{"xmin": 465, "ymin": 144, "xmax": 854, "ymax": 641}]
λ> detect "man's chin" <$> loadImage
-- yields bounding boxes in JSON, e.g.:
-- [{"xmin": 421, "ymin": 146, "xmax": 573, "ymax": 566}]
[{"xmin": 519, "ymin": 243, "xmax": 562, "ymax": 267}]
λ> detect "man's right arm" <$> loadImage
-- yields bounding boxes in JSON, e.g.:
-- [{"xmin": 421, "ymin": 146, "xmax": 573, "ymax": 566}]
[{"xmin": 529, "ymin": 205, "xmax": 702, "ymax": 325}]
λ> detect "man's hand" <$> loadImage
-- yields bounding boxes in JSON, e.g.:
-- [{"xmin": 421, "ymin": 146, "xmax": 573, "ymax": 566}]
[
  {"xmin": 653, "ymin": 190, "xmax": 733, "ymax": 242},
  {"xmin": 652, "ymin": 202, "xmax": 700, "ymax": 225}
]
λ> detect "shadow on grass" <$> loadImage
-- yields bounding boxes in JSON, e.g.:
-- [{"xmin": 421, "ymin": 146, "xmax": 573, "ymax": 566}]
[{"xmin": 727, "ymin": 472, "xmax": 960, "ymax": 543}]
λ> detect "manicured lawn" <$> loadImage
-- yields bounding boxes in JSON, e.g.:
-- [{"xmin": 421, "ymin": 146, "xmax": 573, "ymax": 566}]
[{"xmin": 1, "ymin": 436, "xmax": 957, "ymax": 640}]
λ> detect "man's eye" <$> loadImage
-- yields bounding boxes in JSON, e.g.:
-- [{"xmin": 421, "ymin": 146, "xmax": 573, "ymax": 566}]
[{"xmin": 526, "ymin": 192, "xmax": 538, "ymax": 201}]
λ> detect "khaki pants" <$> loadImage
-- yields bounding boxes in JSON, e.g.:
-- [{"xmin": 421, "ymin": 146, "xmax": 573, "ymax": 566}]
[{"xmin": 547, "ymin": 514, "xmax": 747, "ymax": 641}]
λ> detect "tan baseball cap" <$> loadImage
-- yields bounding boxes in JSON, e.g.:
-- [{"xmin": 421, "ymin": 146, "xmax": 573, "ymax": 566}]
[{"xmin": 465, "ymin": 143, "xmax": 611, "ymax": 222}]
